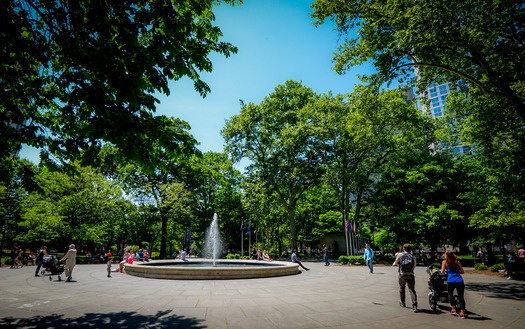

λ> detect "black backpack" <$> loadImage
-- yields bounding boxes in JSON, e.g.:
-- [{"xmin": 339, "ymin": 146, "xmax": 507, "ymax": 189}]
[{"xmin": 399, "ymin": 252, "xmax": 414, "ymax": 274}]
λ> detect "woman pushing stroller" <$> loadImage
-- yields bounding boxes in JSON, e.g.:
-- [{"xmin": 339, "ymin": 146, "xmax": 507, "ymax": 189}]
[{"xmin": 441, "ymin": 251, "xmax": 466, "ymax": 319}]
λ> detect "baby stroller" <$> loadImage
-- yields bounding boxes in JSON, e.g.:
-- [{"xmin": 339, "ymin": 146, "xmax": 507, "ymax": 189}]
[
  {"xmin": 427, "ymin": 262, "xmax": 457, "ymax": 312},
  {"xmin": 41, "ymin": 255, "xmax": 65, "ymax": 281}
]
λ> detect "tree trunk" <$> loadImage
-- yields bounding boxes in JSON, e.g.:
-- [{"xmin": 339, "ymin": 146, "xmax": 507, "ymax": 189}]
[
  {"xmin": 159, "ymin": 214, "xmax": 168, "ymax": 259},
  {"xmin": 288, "ymin": 206, "xmax": 297, "ymax": 250}
]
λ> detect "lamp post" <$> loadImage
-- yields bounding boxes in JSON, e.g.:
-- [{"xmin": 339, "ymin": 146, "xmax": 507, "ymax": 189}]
[{"xmin": 0, "ymin": 214, "xmax": 13, "ymax": 267}]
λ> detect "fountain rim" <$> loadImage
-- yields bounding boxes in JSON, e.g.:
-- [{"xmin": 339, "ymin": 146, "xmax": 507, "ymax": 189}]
[{"xmin": 124, "ymin": 258, "xmax": 300, "ymax": 280}]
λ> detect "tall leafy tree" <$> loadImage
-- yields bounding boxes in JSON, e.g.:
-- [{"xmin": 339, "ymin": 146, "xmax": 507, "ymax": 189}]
[
  {"xmin": 223, "ymin": 80, "xmax": 322, "ymax": 249},
  {"xmin": 304, "ymin": 86, "xmax": 435, "ymax": 254},
  {"xmin": 311, "ymin": 0, "xmax": 525, "ymax": 236},
  {"xmin": 1, "ymin": 0, "xmax": 241, "ymax": 164},
  {"xmin": 186, "ymin": 152, "xmax": 243, "ymax": 252},
  {"xmin": 241, "ymin": 178, "xmax": 288, "ymax": 255},
  {"xmin": 17, "ymin": 162, "xmax": 133, "ymax": 249},
  {"xmin": 110, "ymin": 146, "xmax": 196, "ymax": 259},
  {"xmin": 311, "ymin": 0, "xmax": 524, "ymax": 120},
  {"xmin": 445, "ymin": 91, "xmax": 525, "ymax": 234},
  {"xmin": 0, "ymin": 156, "xmax": 38, "ymax": 254},
  {"xmin": 369, "ymin": 151, "xmax": 473, "ymax": 253}
]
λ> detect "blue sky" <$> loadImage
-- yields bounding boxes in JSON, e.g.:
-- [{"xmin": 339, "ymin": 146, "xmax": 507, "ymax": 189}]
[{"xmin": 20, "ymin": 0, "xmax": 373, "ymax": 165}]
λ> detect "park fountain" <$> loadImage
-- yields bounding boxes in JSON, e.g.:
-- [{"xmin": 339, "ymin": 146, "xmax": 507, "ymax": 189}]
[
  {"xmin": 203, "ymin": 213, "xmax": 222, "ymax": 265},
  {"xmin": 125, "ymin": 214, "xmax": 299, "ymax": 280}
]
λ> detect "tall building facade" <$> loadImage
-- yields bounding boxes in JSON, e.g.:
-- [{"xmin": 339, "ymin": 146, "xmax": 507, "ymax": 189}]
[{"xmin": 421, "ymin": 82, "xmax": 473, "ymax": 155}]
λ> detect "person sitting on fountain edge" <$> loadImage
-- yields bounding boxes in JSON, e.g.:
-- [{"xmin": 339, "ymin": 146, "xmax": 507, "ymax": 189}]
[
  {"xmin": 180, "ymin": 248, "xmax": 188, "ymax": 261},
  {"xmin": 291, "ymin": 249, "xmax": 309, "ymax": 271}
]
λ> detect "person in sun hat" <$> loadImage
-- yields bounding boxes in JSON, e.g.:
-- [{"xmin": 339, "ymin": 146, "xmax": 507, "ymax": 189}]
[{"xmin": 60, "ymin": 244, "xmax": 77, "ymax": 282}]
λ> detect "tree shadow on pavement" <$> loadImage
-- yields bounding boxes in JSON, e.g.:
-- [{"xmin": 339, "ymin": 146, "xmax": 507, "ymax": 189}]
[
  {"xmin": 466, "ymin": 281, "xmax": 525, "ymax": 301},
  {"xmin": 0, "ymin": 309, "xmax": 204, "ymax": 329}
]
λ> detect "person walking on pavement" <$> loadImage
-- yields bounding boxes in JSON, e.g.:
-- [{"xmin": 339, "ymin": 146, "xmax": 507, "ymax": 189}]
[
  {"xmin": 34, "ymin": 246, "xmax": 48, "ymax": 276},
  {"xmin": 322, "ymin": 244, "xmax": 330, "ymax": 266},
  {"xmin": 11, "ymin": 243, "xmax": 24, "ymax": 268},
  {"xmin": 106, "ymin": 252, "xmax": 113, "ymax": 278},
  {"xmin": 441, "ymin": 250, "xmax": 467, "ymax": 318},
  {"xmin": 60, "ymin": 244, "xmax": 77, "ymax": 282},
  {"xmin": 291, "ymin": 249, "xmax": 309, "ymax": 271},
  {"xmin": 364, "ymin": 243, "xmax": 374, "ymax": 273},
  {"xmin": 393, "ymin": 243, "xmax": 418, "ymax": 312}
]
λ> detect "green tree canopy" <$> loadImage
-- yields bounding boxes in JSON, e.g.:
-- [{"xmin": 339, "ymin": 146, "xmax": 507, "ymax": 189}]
[
  {"xmin": 1, "ymin": 0, "xmax": 240, "ymax": 164},
  {"xmin": 223, "ymin": 80, "xmax": 323, "ymax": 249},
  {"xmin": 311, "ymin": 0, "xmax": 524, "ymax": 120},
  {"xmin": 17, "ymin": 162, "xmax": 134, "ymax": 249},
  {"xmin": 303, "ymin": 86, "xmax": 435, "ymax": 254},
  {"xmin": 369, "ymin": 151, "xmax": 473, "ymax": 252}
]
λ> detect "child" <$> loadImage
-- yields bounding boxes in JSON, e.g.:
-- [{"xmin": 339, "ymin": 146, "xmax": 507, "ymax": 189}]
[{"xmin": 106, "ymin": 252, "xmax": 112, "ymax": 278}]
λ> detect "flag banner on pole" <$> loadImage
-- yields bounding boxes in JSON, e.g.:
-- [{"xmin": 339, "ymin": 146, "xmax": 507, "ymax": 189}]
[
  {"xmin": 247, "ymin": 223, "xmax": 251, "ymax": 234},
  {"xmin": 353, "ymin": 221, "xmax": 357, "ymax": 233},
  {"xmin": 345, "ymin": 219, "xmax": 349, "ymax": 233},
  {"xmin": 240, "ymin": 222, "xmax": 244, "ymax": 232}
]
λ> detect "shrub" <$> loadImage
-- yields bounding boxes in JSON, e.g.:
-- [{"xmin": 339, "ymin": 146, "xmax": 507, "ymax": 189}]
[
  {"xmin": 1, "ymin": 256, "xmax": 13, "ymax": 265},
  {"xmin": 490, "ymin": 263, "xmax": 505, "ymax": 272},
  {"xmin": 349, "ymin": 256, "xmax": 365, "ymax": 265},
  {"xmin": 339, "ymin": 255, "xmax": 350, "ymax": 264},
  {"xmin": 338, "ymin": 255, "xmax": 365, "ymax": 265},
  {"xmin": 474, "ymin": 263, "xmax": 488, "ymax": 271},
  {"xmin": 225, "ymin": 253, "xmax": 242, "ymax": 259}
]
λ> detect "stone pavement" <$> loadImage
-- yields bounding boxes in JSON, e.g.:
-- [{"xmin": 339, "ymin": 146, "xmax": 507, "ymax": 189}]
[{"xmin": 0, "ymin": 261, "xmax": 523, "ymax": 328}]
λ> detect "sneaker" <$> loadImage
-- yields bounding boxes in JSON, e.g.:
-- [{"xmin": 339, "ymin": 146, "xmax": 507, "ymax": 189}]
[
  {"xmin": 412, "ymin": 306, "xmax": 418, "ymax": 313},
  {"xmin": 507, "ymin": 276, "xmax": 513, "ymax": 280},
  {"xmin": 399, "ymin": 301, "xmax": 406, "ymax": 307},
  {"xmin": 107, "ymin": 275, "xmax": 111, "ymax": 278},
  {"xmin": 450, "ymin": 309, "xmax": 457, "ymax": 316},
  {"xmin": 305, "ymin": 268, "xmax": 310, "ymax": 271},
  {"xmin": 35, "ymin": 275, "xmax": 40, "ymax": 277},
  {"xmin": 459, "ymin": 313, "xmax": 466, "ymax": 319}
]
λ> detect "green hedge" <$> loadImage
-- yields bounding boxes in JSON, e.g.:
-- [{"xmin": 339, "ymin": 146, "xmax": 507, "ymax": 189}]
[
  {"xmin": 226, "ymin": 253, "xmax": 241, "ymax": 259},
  {"xmin": 339, "ymin": 255, "xmax": 365, "ymax": 265},
  {"xmin": 474, "ymin": 263, "xmax": 488, "ymax": 270},
  {"xmin": 490, "ymin": 263, "xmax": 505, "ymax": 272}
]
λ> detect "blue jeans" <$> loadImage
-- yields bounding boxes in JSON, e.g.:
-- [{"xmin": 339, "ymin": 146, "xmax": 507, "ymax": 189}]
[
  {"xmin": 35, "ymin": 260, "xmax": 44, "ymax": 276},
  {"xmin": 323, "ymin": 255, "xmax": 330, "ymax": 265},
  {"xmin": 366, "ymin": 258, "xmax": 373, "ymax": 273}
]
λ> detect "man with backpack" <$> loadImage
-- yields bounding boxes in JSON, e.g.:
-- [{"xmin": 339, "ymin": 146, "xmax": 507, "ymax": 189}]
[{"xmin": 393, "ymin": 243, "xmax": 418, "ymax": 312}]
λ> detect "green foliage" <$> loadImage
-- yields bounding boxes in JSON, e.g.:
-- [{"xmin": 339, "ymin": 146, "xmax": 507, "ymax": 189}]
[
  {"xmin": 339, "ymin": 255, "xmax": 365, "ymax": 265},
  {"xmin": 369, "ymin": 151, "xmax": 473, "ymax": 250},
  {"xmin": 474, "ymin": 263, "xmax": 488, "ymax": 271},
  {"xmin": 15, "ymin": 162, "xmax": 135, "ymax": 250},
  {"xmin": 312, "ymin": 0, "xmax": 525, "ymax": 239},
  {"xmin": 223, "ymin": 80, "xmax": 323, "ymax": 249},
  {"xmin": 311, "ymin": 0, "xmax": 524, "ymax": 120},
  {"xmin": 2, "ymin": 0, "xmax": 240, "ymax": 165},
  {"xmin": 225, "ymin": 253, "xmax": 241, "ymax": 259},
  {"xmin": 313, "ymin": 210, "xmax": 342, "ymax": 237},
  {"xmin": 490, "ymin": 263, "xmax": 505, "ymax": 272}
]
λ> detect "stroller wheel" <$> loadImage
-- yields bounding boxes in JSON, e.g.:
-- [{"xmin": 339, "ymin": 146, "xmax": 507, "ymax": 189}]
[
  {"xmin": 428, "ymin": 292, "xmax": 438, "ymax": 312},
  {"xmin": 49, "ymin": 277, "xmax": 52, "ymax": 281}
]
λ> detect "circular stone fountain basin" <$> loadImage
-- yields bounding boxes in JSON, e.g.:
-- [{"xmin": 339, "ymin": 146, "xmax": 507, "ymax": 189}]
[{"xmin": 125, "ymin": 259, "xmax": 300, "ymax": 280}]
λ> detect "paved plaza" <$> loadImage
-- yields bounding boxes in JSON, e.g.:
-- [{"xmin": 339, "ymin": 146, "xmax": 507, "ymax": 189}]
[{"xmin": 0, "ymin": 260, "xmax": 524, "ymax": 328}]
